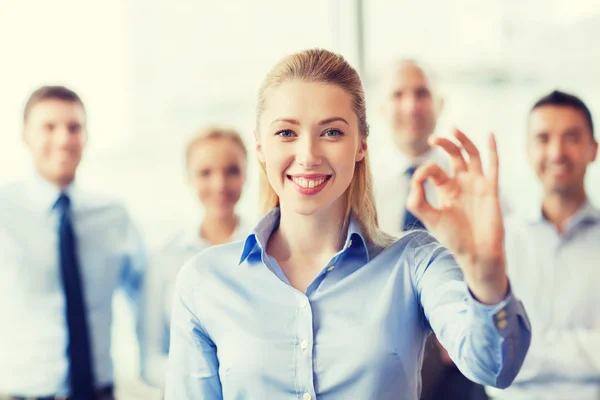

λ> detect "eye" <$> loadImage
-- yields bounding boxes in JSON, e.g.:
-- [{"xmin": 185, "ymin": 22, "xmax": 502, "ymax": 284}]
[
  {"xmin": 415, "ymin": 87, "xmax": 431, "ymax": 100},
  {"xmin": 564, "ymin": 132, "xmax": 581, "ymax": 143},
  {"xmin": 226, "ymin": 166, "xmax": 240, "ymax": 176},
  {"xmin": 198, "ymin": 169, "xmax": 211, "ymax": 178},
  {"xmin": 536, "ymin": 134, "xmax": 549, "ymax": 144},
  {"xmin": 68, "ymin": 123, "xmax": 82, "ymax": 135},
  {"xmin": 322, "ymin": 129, "xmax": 344, "ymax": 138},
  {"xmin": 276, "ymin": 129, "xmax": 296, "ymax": 139}
]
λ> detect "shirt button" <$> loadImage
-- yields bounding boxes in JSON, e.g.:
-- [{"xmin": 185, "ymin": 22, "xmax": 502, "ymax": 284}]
[
  {"xmin": 497, "ymin": 319, "xmax": 508, "ymax": 329},
  {"xmin": 347, "ymin": 239, "xmax": 353, "ymax": 247},
  {"xmin": 300, "ymin": 297, "xmax": 308, "ymax": 308},
  {"xmin": 327, "ymin": 265, "xmax": 335, "ymax": 272},
  {"xmin": 300, "ymin": 340, "xmax": 309, "ymax": 350},
  {"xmin": 303, "ymin": 393, "xmax": 312, "ymax": 400}
]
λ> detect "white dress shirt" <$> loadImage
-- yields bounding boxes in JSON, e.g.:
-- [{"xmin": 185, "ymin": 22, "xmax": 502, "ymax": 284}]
[
  {"xmin": 374, "ymin": 146, "xmax": 452, "ymax": 236},
  {"xmin": 488, "ymin": 200, "xmax": 600, "ymax": 400},
  {"xmin": 142, "ymin": 218, "xmax": 251, "ymax": 388},
  {"xmin": 0, "ymin": 175, "xmax": 146, "ymax": 397}
]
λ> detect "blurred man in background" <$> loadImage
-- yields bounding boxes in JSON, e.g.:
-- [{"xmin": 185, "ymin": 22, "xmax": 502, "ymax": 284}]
[
  {"xmin": 490, "ymin": 90, "xmax": 600, "ymax": 400},
  {"xmin": 374, "ymin": 59, "xmax": 488, "ymax": 400},
  {"xmin": 0, "ymin": 86, "xmax": 146, "ymax": 400}
]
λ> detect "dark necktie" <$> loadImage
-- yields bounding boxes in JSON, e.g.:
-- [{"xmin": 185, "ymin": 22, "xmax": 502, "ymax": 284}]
[
  {"xmin": 54, "ymin": 194, "xmax": 95, "ymax": 399},
  {"xmin": 402, "ymin": 165, "xmax": 426, "ymax": 231}
]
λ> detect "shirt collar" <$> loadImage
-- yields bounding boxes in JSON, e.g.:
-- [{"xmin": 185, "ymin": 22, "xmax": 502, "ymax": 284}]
[
  {"xmin": 390, "ymin": 145, "xmax": 446, "ymax": 176},
  {"xmin": 26, "ymin": 173, "xmax": 79, "ymax": 214},
  {"xmin": 181, "ymin": 217, "xmax": 248, "ymax": 250},
  {"xmin": 524, "ymin": 199, "xmax": 600, "ymax": 228},
  {"xmin": 239, "ymin": 208, "xmax": 370, "ymax": 265}
]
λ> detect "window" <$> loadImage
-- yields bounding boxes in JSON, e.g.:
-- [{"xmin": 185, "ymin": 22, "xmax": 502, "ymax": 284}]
[{"xmin": 362, "ymin": 0, "xmax": 600, "ymax": 210}]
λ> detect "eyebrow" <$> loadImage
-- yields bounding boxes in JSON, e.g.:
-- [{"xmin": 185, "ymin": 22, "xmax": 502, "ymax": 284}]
[
  {"xmin": 563, "ymin": 127, "xmax": 583, "ymax": 135},
  {"xmin": 271, "ymin": 117, "xmax": 350, "ymax": 126},
  {"xmin": 535, "ymin": 127, "xmax": 583, "ymax": 136}
]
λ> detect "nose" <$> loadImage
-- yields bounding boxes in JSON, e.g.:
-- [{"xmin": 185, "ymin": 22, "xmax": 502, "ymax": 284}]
[
  {"xmin": 54, "ymin": 125, "xmax": 76, "ymax": 147},
  {"xmin": 548, "ymin": 137, "xmax": 567, "ymax": 160},
  {"xmin": 400, "ymin": 94, "xmax": 419, "ymax": 116},
  {"xmin": 296, "ymin": 134, "xmax": 322, "ymax": 168},
  {"xmin": 212, "ymin": 172, "xmax": 228, "ymax": 192}
]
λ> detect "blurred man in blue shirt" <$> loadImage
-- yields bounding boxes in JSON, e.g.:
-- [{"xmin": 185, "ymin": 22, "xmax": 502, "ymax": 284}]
[
  {"xmin": 0, "ymin": 86, "xmax": 146, "ymax": 399},
  {"xmin": 490, "ymin": 90, "xmax": 600, "ymax": 399}
]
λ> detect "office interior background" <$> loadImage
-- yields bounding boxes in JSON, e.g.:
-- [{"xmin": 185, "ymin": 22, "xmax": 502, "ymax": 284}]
[{"xmin": 1, "ymin": 0, "xmax": 599, "ymax": 395}]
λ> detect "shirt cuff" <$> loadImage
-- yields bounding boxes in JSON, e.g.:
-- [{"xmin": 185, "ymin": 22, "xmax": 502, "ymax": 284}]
[{"xmin": 467, "ymin": 283, "xmax": 524, "ymax": 338}]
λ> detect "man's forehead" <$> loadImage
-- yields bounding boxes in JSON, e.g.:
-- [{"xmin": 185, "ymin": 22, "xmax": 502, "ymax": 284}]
[
  {"xmin": 385, "ymin": 60, "xmax": 436, "ymax": 91},
  {"xmin": 530, "ymin": 106, "xmax": 587, "ymax": 124},
  {"xmin": 28, "ymin": 101, "xmax": 85, "ymax": 120},
  {"xmin": 528, "ymin": 107, "xmax": 590, "ymax": 133}
]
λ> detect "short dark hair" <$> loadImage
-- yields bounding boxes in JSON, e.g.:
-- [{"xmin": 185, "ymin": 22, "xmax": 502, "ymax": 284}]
[
  {"xmin": 531, "ymin": 90, "xmax": 594, "ymax": 138},
  {"xmin": 23, "ymin": 85, "xmax": 85, "ymax": 122}
]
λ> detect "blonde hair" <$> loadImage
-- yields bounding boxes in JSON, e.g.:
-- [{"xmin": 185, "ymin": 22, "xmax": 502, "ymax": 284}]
[
  {"xmin": 255, "ymin": 48, "xmax": 395, "ymax": 248},
  {"xmin": 185, "ymin": 126, "xmax": 247, "ymax": 166}
]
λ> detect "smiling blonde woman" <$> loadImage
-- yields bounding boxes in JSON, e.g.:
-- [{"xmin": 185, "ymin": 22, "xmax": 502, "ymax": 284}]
[{"xmin": 164, "ymin": 49, "xmax": 532, "ymax": 400}]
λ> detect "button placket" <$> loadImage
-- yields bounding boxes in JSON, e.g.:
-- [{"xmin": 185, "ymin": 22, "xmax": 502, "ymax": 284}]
[
  {"xmin": 300, "ymin": 296, "xmax": 309, "ymax": 309},
  {"xmin": 296, "ymin": 293, "xmax": 316, "ymax": 399}
]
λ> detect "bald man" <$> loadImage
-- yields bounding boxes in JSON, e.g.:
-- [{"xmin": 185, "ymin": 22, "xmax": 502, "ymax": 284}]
[{"xmin": 374, "ymin": 60, "xmax": 489, "ymax": 400}]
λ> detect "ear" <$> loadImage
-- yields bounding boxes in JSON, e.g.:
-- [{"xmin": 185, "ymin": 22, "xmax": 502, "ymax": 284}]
[
  {"xmin": 379, "ymin": 101, "xmax": 386, "ymax": 117},
  {"xmin": 525, "ymin": 136, "xmax": 535, "ymax": 168},
  {"xmin": 22, "ymin": 126, "xmax": 31, "ymax": 147},
  {"xmin": 591, "ymin": 139, "xmax": 598, "ymax": 162},
  {"xmin": 240, "ymin": 156, "xmax": 249, "ymax": 183},
  {"xmin": 436, "ymin": 96, "xmax": 445, "ymax": 115},
  {"xmin": 82, "ymin": 127, "xmax": 89, "ymax": 147},
  {"xmin": 356, "ymin": 139, "xmax": 367, "ymax": 162},
  {"xmin": 255, "ymin": 131, "xmax": 266, "ymax": 163}
]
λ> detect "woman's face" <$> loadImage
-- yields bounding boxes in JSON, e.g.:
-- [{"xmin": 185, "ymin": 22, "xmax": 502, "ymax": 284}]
[
  {"xmin": 187, "ymin": 137, "xmax": 247, "ymax": 219},
  {"xmin": 256, "ymin": 81, "xmax": 366, "ymax": 217}
]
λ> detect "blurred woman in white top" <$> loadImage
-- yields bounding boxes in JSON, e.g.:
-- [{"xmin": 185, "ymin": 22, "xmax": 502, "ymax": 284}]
[{"xmin": 142, "ymin": 126, "xmax": 251, "ymax": 389}]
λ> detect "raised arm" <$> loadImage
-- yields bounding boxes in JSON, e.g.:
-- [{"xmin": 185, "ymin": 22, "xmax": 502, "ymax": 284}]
[{"xmin": 407, "ymin": 128, "xmax": 532, "ymax": 387}]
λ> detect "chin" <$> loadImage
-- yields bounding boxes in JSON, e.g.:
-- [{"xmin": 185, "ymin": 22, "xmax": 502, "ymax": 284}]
[
  {"xmin": 292, "ymin": 206, "xmax": 323, "ymax": 216},
  {"xmin": 54, "ymin": 172, "xmax": 76, "ymax": 186},
  {"xmin": 287, "ymin": 196, "xmax": 345, "ymax": 218},
  {"xmin": 548, "ymin": 184, "xmax": 577, "ymax": 196}
]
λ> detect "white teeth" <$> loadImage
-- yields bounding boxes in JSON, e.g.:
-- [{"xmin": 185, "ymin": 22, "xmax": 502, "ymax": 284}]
[{"xmin": 291, "ymin": 176, "xmax": 327, "ymax": 188}]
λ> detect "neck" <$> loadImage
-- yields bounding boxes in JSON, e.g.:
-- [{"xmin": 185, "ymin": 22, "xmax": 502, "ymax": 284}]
[
  {"xmin": 40, "ymin": 173, "xmax": 73, "ymax": 192},
  {"xmin": 395, "ymin": 139, "xmax": 431, "ymax": 160},
  {"xmin": 269, "ymin": 200, "xmax": 347, "ymax": 264},
  {"xmin": 200, "ymin": 213, "xmax": 238, "ymax": 245},
  {"xmin": 542, "ymin": 187, "xmax": 587, "ymax": 233}
]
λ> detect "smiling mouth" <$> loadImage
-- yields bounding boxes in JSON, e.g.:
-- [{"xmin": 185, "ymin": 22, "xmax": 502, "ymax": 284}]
[
  {"xmin": 287, "ymin": 175, "xmax": 331, "ymax": 189},
  {"xmin": 546, "ymin": 164, "xmax": 572, "ymax": 174}
]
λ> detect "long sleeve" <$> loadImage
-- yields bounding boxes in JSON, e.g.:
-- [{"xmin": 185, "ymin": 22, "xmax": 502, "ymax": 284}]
[
  {"xmin": 411, "ymin": 232, "xmax": 532, "ymax": 389},
  {"xmin": 120, "ymin": 216, "xmax": 147, "ymax": 304},
  {"xmin": 516, "ymin": 328, "xmax": 600, "ymax": 381},
  {"xmin": 118, "ymin": 214, "xmax": 148, "ymax": 372},
  {"xmin": 140, "ymin": 253, "xmax": 170, "ymax": 387},
  {"xmin": 164, "ymin": 262, "xmax": 222, "ymax": 400}
]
